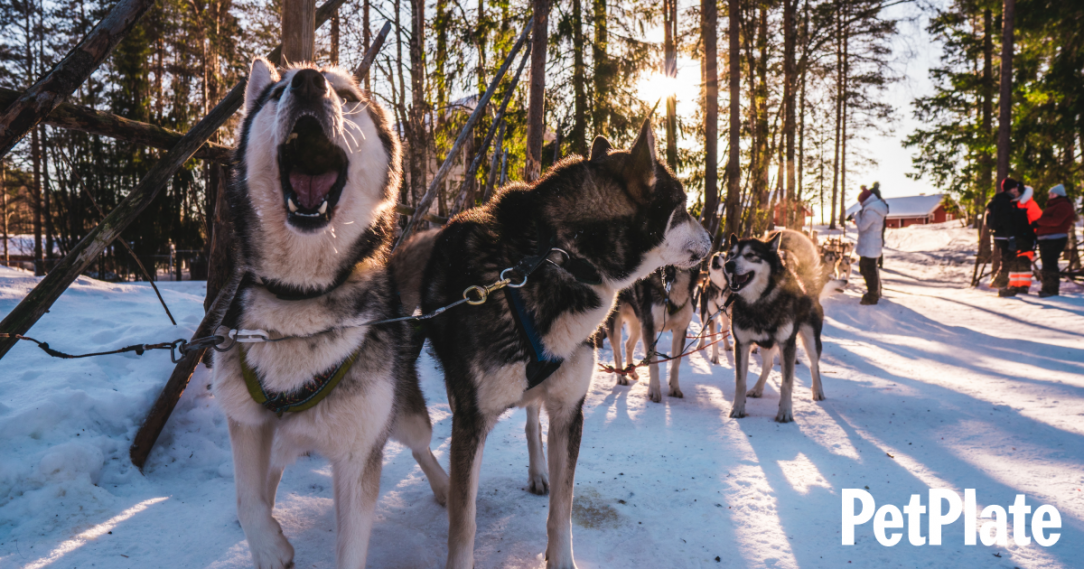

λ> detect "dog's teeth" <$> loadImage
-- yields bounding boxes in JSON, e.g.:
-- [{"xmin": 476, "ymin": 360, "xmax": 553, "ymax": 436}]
[
  {"xmin": 288, "ymin": 198, "xmax": 298, "ymax": 212},
  {"xmin": 287, "ymin": 132, "xmax": 298, "ymax": 142},
  {"xmin": 318, "ymin": 201, "xmax": 328, "ymax": 214}
]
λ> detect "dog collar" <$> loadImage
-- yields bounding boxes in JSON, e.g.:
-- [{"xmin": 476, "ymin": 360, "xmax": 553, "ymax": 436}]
[
  {"xmin": 531, "ymin": 225, "xmax": 602, "ymax": 285},
  {"xmin": 255, "ymin": 270, "xmax": 353, "ymax": 301},
  {"xmin": 239, "ymin": 344, "xmax": 360, "ymax": 416}
]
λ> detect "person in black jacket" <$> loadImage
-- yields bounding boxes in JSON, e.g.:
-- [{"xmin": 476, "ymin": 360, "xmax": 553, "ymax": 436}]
[{"xmin": 986, "ymin": 177, "xmax": 1024, "ymax": 289}]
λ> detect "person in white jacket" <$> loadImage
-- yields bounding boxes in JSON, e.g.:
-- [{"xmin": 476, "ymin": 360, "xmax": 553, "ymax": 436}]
[{"xmin": 851, "ymin": 186, "xmax": 889, "ymax": 305}]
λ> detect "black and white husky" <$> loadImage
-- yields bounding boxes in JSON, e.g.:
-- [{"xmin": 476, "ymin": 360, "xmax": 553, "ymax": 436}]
[
  {"xmin": 417, "ymin": 120, "xmax": 710, "ymax": 568},
  {"xmin": 722, "ymin": 230, "xmax": 825, "ymax": 423},
  {"xmin": 605, "ymin": 266, "xmax": 698, "ymax": 401},
  {"xmin": 698, "ymin": 253, "xmax": 733, "ymax": 363},
  {"xmin": 212, "ymin": 58, "xmax": 448, "ymax": 569}
]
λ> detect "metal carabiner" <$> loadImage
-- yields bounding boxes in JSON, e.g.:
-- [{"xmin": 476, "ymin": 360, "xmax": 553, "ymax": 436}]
[{"xmin": 500, "ymin": 267, "xmax": 529, "ymax": 288}]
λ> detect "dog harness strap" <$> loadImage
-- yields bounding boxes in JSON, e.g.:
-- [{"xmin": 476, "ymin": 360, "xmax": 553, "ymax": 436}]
[
  {"xmin": 504, "ymin": 287, "xmax": 563, "ymax": 390},
  {"xmin": 239, "ymin": 345, "xmax": 360, "ymax": 416}
]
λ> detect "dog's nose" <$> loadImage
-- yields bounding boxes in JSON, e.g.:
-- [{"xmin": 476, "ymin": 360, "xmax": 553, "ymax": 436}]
[
  {"xmin": 725, "ymin": 261, "xmax": 736, "ymax": 273},
  {"xmin": 291, "ymin": 69, "xmax": 327, "ymax": 102},
  {"xmin": 711, "ymin": 255, "xmax": 721, "ymax": 270}
]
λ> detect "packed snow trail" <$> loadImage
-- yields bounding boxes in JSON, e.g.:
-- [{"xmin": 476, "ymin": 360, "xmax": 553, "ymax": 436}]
[{"xmin": 1, "ymin": 222, "xmax": 1082, "ymax": 568}]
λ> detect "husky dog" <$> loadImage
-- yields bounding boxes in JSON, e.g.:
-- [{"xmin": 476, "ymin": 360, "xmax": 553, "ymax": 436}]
[
  {"xmin": 698, "ymin": 254, "xmax": 733, "ymax": 363},
  {"xmin": 213, "ymin": 59, "xmax": 448, "ymax": 569},
  {"xmin": 605, "ymin": 266, "xmax": 697, "ymax": 400},
  {"xmin": 419, "ymin": 120, "xmax": 710, "ymax": 568},
  {"xmin": 722, "ymin": 230, "xmax": 825, "ymax": 422}
]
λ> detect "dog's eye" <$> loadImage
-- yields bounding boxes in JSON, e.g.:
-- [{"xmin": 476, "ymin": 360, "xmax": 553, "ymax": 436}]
[
  {"xmin": 270, "ymin": 85, "xmax": 286, "ymax": 101},
  {"xmin": 337, "ymin": 89, "xmax": 359, "ymax": 103},
  {"xmin": 744, "ymin": 254, "xmax": 758, "ymax": 261}
]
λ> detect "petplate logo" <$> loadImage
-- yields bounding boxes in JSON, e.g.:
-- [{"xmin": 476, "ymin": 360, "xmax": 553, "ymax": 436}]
[{"xmin": 842, "ymin": 489, "xmax": 1062, "ymax": 547}]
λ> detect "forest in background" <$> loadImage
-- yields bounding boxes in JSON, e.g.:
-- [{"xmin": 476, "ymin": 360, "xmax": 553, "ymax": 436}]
[{"xmin": 0, "ymin": 0, "xmax": 1080, "ymax": 279}]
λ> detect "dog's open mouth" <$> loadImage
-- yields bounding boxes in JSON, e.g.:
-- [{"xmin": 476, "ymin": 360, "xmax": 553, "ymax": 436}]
[
  {"xmin": 278, "ymin": 115, "xmax": 348, "ymax": 230},
  {"xmin": 728, "ymin": 271, "xmax": 754, "ymax": 291}
]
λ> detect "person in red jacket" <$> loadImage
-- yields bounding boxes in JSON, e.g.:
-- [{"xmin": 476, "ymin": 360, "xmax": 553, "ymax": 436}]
[{"xmin": 1035, "ymin": 184, "xmax": 1076, "ymax": 297}]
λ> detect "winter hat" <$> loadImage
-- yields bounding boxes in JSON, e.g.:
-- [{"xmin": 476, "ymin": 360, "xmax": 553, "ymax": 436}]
[
  {"xmin": 1001, "ymin": 177, "xmax": 1021, "ymax": 193},
  {"xmin": 1049, "ymin": 184, "xmax": 1066, "ymax": 197},
  {"xmin": 858, "ymin": 187, "xmax": 872, "ymax": 203}
]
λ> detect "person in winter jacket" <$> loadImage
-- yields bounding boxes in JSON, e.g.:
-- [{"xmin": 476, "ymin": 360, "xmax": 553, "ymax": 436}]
[
  {"xmin": 999, "ymin": 183, "xmax": 1042, "ymax": 297},
  {"xmin": 871, "ymin": 182, "xmax": 888, "ymax": 268},
  {"xmin": 986, "ymin": 178, "xmax": 1021, "ymax": 289},
  {"xmin": 1035, "ymin": 184, "xmax": 1075, "ymax": 297},
  {"xmin": 852, "ymin": 186, "xmax": 889, "ymax": 305}
]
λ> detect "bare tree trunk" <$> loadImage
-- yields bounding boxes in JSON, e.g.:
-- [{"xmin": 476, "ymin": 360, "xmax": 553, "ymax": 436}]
[
  {"xmin": 783, "ymin": 0, "xmax": 796, "ymax": 228},
  {"xmin": 282, "ymin": 0, "xmax": 316, "ymax": 64},
  {"xmin": 570, "ymin": 0, "xmax": 587, "ymax": 156},
  {"xmin": 524, "ymin": 0, "xmax": 549, "ymax": 182},
  {"xmin": 753, "ymin": 7, "xmax": 769, "ymax": 235},
  {"xmin": 978, "ymin": 7, "xmax": 994, "ymax": 267},
  {"xmin": 838, "ymin": 28, "xmax": 849, "ymax": 228},
  {"xmin": 409, "ymin": 0, "xmax": 427, "ymax": 206},
  {"xmin": 725, "ymin": 0, "xmax": 741, "ymax": 239},
  {"xmin": 330, "ymin": 13, "xmax": 340, "ymax": 65},
  {"xmin": 829, "ymin": 1, "xmax": 842, "ymax": 230},
  {"xmin": 363, "ymin": 0, "xmax": 371, "ymax": 90},
  {"xmin": 41, "ymin": 126, "xmax": 52, "ymax": 268},
  {"xmin": 664, "ymin": 0, "xmax": 679, "ymax": 171},
  {"xmin": 1, "ymin": 163, "xmax": 7, "ymax": 266},
  {"xmin": 702, "ymin": 0, "xmax": 718, "ymax": 234},
  {"xmin": 996, "ymin": 0, "xmax": 1014, "ymax": 184},
  {"xmin": 592, "ymin": 0, "xmax": 609, "ymax": 135},
  {"xmin": 31, "ymin": 124, "xmax": 42, "ymax": 275}
]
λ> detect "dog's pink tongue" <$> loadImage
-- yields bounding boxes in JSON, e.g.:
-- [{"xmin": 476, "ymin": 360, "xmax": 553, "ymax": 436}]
[{"xmin": 289, "ymin": 171, "xmax": 338, "ymax": 209}]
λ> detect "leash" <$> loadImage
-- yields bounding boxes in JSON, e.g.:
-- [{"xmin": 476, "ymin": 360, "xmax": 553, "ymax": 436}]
[
  {"xmin": 1, "ymin": 252, "xmax": 562, "ymax": 363},
  {"xmin": 598, "ymin": 301, "xmax": 730, "ymax": 376}
]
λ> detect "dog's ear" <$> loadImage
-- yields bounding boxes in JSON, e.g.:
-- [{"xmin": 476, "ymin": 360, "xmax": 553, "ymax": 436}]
[
  {"xmin": 727, "ymin": 233, "xmax": 739, "ymax": 250},
  {"xmin": 625, "ymin": 118, "xmax": 658, "ymax": 201},
  {"xmin": 246, "ymin": 58, "xmax": 280, "ymax": 111},
  {"xmin": 589, "ymin": 136, "xmax": 612, "ymax": 161},
  {"xmin": 767, "ymin": 232, "xmax": 782, "ymax": 253}
]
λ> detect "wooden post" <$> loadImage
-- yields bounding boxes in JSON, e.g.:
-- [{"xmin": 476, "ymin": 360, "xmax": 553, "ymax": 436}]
[
  {"xmin": 129, "ymin": 272, "xmax": 241, "ymax": 470},
  {"xmin": 524, "ymin": 0, "xmax": 549, "ymax": 182},
  {"xmin": 395, "ymin": 18, "xmax": 533, "ymax": 249},
  {"xmin": 0, "ymin": 0, "xmax": 156, "ymax": 160},
  {"xmin": 448, "ymin": 42, "xmax": 532, "ymax": 217},
  {"xmin": 282, "ymin": 0, "xmax": 317, "ymax": 65},
  {"xmin": 0, "ymin": 0, "xmax": 351, "ymax": 362}
]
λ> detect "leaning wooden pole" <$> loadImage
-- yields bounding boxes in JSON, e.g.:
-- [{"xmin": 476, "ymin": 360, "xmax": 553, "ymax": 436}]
[
  {"xmin": 127, "ymin": 28, "xmax": 391, "ymax": 468},
  {"xmin": 0, "ymin": 0, "xmax": 350, "ymax": 361},
  {"xmin": 395, "ymin": 17, "xmax": 532, "ymax": 249},
  {"xmin": 0, "ymin": 87, "xmax": 232, "ymax": 163},
  {"xmin": 448, "ymin": 42, "xmax": 532, "ymax": 217},
  {"xmin": 129, "ymin": 271, "xmax": 241, "ymax": 470},
  {"xmin": 0, "ymin": 0, "xmax": 156, "ymax": 159}
]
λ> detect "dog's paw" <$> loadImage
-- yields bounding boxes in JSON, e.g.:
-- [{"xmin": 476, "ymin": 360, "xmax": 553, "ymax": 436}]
[
  {"xmin": 648, "ymin": 386, "xmax": 663, "ymax": 403},
  {"xmin": 248, "ymin": 521, "xmax": 295, "ymax": 569},
  {"xmin": 729, "ymin": 406, "xmax": 746, "ymax": 419},
  {"xmin": 527, "ymin": 471, "xmax": 550, "ymax": 495},
  {"xmin": 746, "ymin": 388, "xmax": 763, "ymax": 398},
  {"xmin": 628, "ymin": 369, "xmax": 640, "ymax": 380},
  {"xmin": 669, "ymin": 386, "xmax": 684, "ymax": 398},
  {"xmin": 775, "ymin": 409, "xmax": 794, "ymax": 423},
  {"xmin": 710, "ymin": 355, "xmax": 720, "ymax": 365},
  {"xmin": 724, "ymin": 343, "xmax": 733, "ymax": 352},
  {"xmin": 616, "ymin": 375, "xmax": 629, "ymax": 386},
  {"xmin": 812, "ymin": 389, "xmax": 826, "ymax": 402},
  {"xmin": 430, "ymin": 474, "xmax": 449, "ymax": 507}
]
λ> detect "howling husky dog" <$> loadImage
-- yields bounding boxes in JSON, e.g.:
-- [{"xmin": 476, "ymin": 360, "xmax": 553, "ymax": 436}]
[
  {"xmin": 698, "ymin": 253, "xmax": 733, "ymax": 363},
  {"xmin": 722, "ymin": 230, "xmax": 825, "ymax": 423},
  {"xmin": 605, "ymin": 266, "xmax": 698, "ymax": 401},
  {"xmin": 418, "ymin": 120, "xmax": 710, "ymax": 568},
  {"xmin": 213, "ymin": 58, "xmax": 448, "ymax": 569}
]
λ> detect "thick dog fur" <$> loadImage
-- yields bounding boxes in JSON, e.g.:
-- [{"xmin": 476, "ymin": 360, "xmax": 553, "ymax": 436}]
[
  {"xmin": 420, "ymin": 120, "xmax": 710, "ymax": 568},
  {"xmin": 721, "ymin": 230, "xmax": 826, "ymax": 423},
  {"xmin": 213, "ymin": 58, "xmax": 448, "ymax": 569},
  {"xmin": 698, "ymin": 254, "xmax": 733, "ymax": 362},
  {"xmin": 605, "ymin": 266, "xmax": 698, "ymax": 401}
]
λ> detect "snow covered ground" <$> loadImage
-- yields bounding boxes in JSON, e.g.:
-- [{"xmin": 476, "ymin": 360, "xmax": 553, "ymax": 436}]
[{"xmin": 1, "ymin": 222, "xmax": 1082, "ymax": 569}]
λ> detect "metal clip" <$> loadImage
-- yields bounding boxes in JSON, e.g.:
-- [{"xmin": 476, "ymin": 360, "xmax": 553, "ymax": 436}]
[
  {"xmin": 463, "ymin": 278, "xmax": 512, "ymax": 306},
  {"xmin": 230, "ymin": 329, "xmax": 270, "ymax": 343}
]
